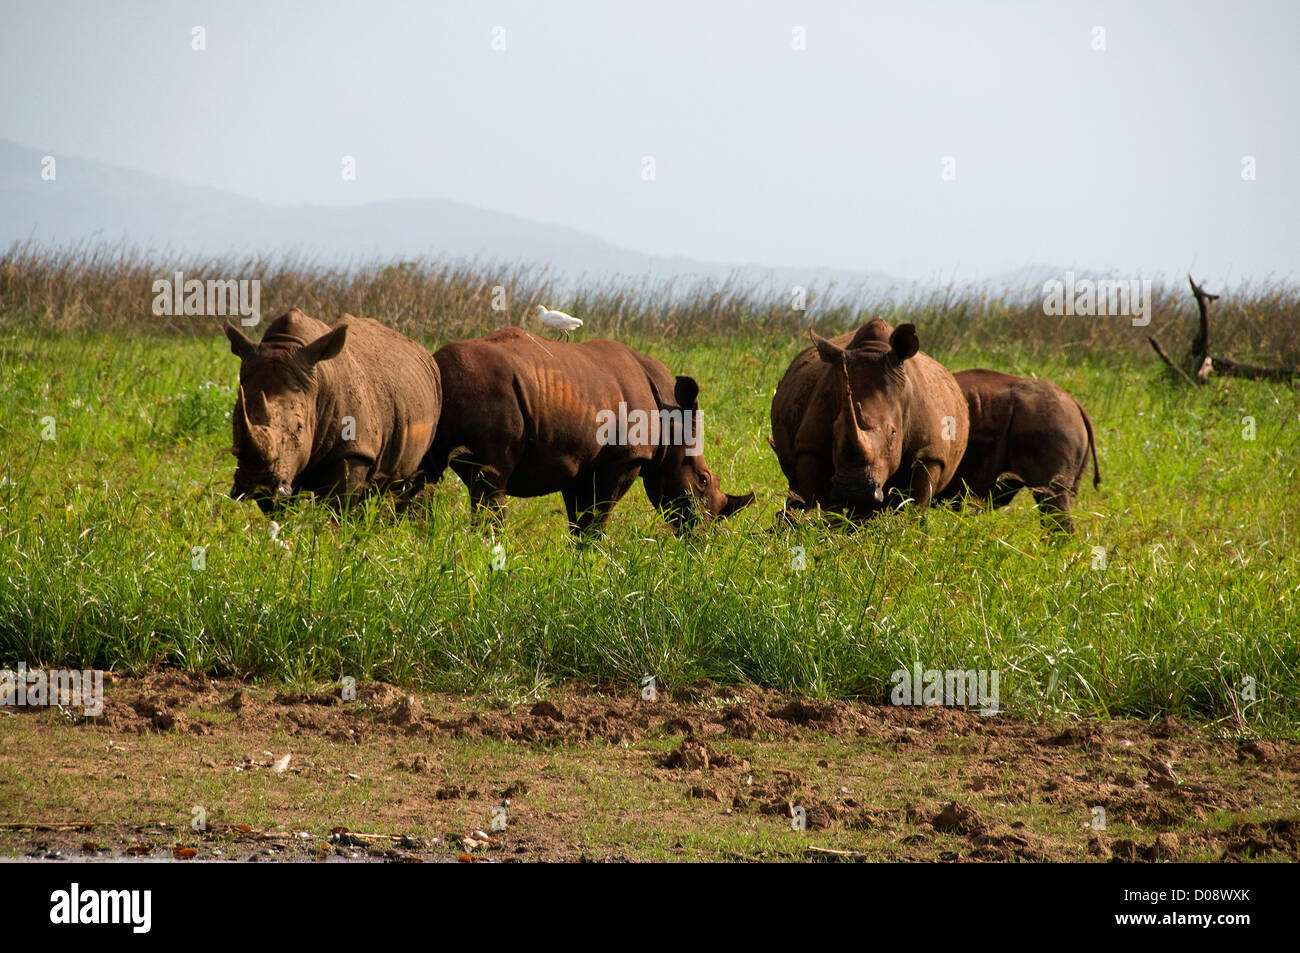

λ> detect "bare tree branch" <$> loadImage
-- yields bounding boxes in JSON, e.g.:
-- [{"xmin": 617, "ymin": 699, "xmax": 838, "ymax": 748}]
[
  {"xmin": 1188, "ymin": 274, "xmax": 1219, "ymax": 363},
  {"xmin": 1163, "ymin": 275, "xmax": 1298, "ymax": 384},
  {"xmin": 1148, "ymin": 335, "xmax": 1198, "ymax": 385},
  {"xmin": 1210, "ymin": 354, "xmax": 1300, "ymax": 381}
]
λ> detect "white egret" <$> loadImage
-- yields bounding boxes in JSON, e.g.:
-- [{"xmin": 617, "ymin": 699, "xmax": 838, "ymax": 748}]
[{"xmin": 533, "ymin": 304, "xmax": 583, "ymax": 340}]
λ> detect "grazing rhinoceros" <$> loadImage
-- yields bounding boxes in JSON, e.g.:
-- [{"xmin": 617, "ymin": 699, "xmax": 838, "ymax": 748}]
[
  {"xmin": 770, "ymin": 319, "xmax": 968, "ymax": 519},
  {"xmin": 225, "ymin": 309, "xmax": 442, "ymax": 512},
  {"xmin": 428, "ymin": 328, "xmax": 753, "ymax": 535},
  {"xmin": 933, "ymin": 369, "xmax": 1100, "ymax": 533}
]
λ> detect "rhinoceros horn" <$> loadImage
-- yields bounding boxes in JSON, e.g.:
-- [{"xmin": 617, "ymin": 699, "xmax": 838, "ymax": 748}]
[
  {"xmin": 810, "ymin": 330, "xmax": 868, "ymax": 436},
  {"xmin": 238, "ymin": 384, "xmax": 253, "ymax": 434},
  {"xmin": 839, "ymin": 353, "xmax": 857, "ymax": 421},
  {"xmin": 237, "ymin": 384, "xmax": 271, "ymax": 456}
]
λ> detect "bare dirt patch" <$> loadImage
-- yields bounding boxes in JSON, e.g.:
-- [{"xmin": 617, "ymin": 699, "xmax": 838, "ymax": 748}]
[{"xmin": 1, "ymin": 671, "xmax": 1296, "ymax": 862}]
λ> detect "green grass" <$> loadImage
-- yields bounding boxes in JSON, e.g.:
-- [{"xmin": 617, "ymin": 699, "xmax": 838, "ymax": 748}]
[{"xmin": 1, "ymin": 326, "xmax": 1297, "ymax": 733}]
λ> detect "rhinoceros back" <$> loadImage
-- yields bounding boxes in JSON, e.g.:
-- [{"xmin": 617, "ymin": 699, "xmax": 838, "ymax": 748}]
[{"xmin": 429, "ymin": 329, "xmax": 666, "ymax": 488}]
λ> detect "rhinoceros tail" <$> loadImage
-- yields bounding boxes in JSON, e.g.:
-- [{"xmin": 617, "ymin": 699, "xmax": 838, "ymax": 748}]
[{"xmin": 1076, "ymin": 400, "xmax": 1101, "ymax": 488}]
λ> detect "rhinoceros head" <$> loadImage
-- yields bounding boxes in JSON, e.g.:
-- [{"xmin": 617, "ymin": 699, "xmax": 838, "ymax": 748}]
[
  {"xmin": 811, "ymin": 321, "xmax": 918, "ymax": 510},
  {"xmin": 225, "ymin": 317, "xmax": 348, "ymax": 511},
  {"xmin": 643, "ymin": 376, "xmax": 754, "ymax": 530}
]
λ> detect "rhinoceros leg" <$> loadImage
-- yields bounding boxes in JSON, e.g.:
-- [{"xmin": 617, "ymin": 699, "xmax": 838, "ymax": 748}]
[
  {"xmin": 390, "ymin": 473, "xmax": 428, "ymax": 515},
  {"xmin": 986, "ymin": 480, "xmax": 1023, "ymax": 509},
  {"xmin": 908, "ymin": 459, "xmax": 945, "ymax": 511},
  {"xmin": 561, "ymin": 487, "xmax": 611, "ymax": 537},
  {"xmin": 1031, "ymin": 483, "xmax": 1075, "ymax": 534},
  {"xmin": 464, "ymin": 479, "xmax": 506, "ymax": 525},
  {"xmin": 793, "ymin": 453, "xmax": 833, "ymax": 511},
  {"xmin": 342, "ymin": 457, "xmax": 375, "ymax": 498},
  {"xmin": 564, "ymin": 465, "xmax": 639, "ymax": 537},
  {"xmin": 466, "ymin": 488, "xmax": 506, "ymax": 526},
  {"xmin": 447, "ymin": 456, "xmax": 509, "ymax": 526},
  {"xmin": 302, "ymin": 456, "xmax": 374, "ymax": 512}
]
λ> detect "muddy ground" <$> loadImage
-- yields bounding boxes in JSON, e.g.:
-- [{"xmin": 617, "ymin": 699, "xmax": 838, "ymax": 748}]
[{"xmin": 1, "ymin": 671, "xmax": 1296, "ymax": 862}]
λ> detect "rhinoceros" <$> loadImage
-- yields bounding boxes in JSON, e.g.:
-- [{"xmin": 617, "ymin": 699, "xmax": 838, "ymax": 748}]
[
  {"xmin": 770, "ymin": 319, "xmax": 969, "ymax": 518},
  {"xmin": 225, "ymin": 309, "xmax": 442, "ymax": 512},
  {"xmin": 428, "ymin": 328, "xmax": 753, "ymax": 535},
  {"xmin": 933, "ymin": 368, "xmax": 1100, "ymax": 533}
]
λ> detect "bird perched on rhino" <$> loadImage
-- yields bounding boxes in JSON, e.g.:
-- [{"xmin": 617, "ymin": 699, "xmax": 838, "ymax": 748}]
[{"xmin": 533, "ymin": 304, "xmax": 583, "ymax": 340}]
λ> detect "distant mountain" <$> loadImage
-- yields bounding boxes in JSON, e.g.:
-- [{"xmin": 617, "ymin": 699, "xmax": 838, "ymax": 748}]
[{"xmin": 0, "ymin": 139, "xmax": 924, "ymax": 301}]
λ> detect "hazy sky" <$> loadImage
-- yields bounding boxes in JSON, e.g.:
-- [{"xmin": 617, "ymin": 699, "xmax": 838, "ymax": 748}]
[{"xmin": 2, "ymin": 0, "xmax": 1296, "ymax": 283}]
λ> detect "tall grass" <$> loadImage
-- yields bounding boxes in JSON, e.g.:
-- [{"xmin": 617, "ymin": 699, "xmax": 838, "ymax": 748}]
[{"xmin": 4, "ymin": 241, "xmax": 1299, "ymax": 363}]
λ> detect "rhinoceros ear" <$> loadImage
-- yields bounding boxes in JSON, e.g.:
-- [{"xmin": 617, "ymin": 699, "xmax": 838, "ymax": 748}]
[
  {"xmin": 296, "ymin": 325, "xmax": 348, "ymax": 369},
  {"xmin": 810, "ymin": 329, "xmax": 844, "ymax": 365},
  {"xmin": 225, "ymin": 321, "xmax": 257, "ymax": 361},
  {"xmin": 673, "ymin": 375, "xmax": 700, "ymax": 410},
  {"xmin": 719, "ymin": 491, "xmax": 755, "ymax": 518},
  {"xmin": 890, "ymin": 323, "xmax": 920, "ymax": 362}
]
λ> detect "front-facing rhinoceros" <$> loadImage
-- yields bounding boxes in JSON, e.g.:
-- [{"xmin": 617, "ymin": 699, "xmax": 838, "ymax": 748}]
[
  {"xmin": 933, "ymin": 368, "xmax": 1100, "ymax": 533},
  {"xmin": 428, "ymin": 328, "xmax": 754, "ymax": 535},
  {"xmin": 225, "ymin": 309, "xmax": 442, "ymax": 512},
  {"xmin": 770, "ymin": 319, "xmax": 968, "ymax": 519}
]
